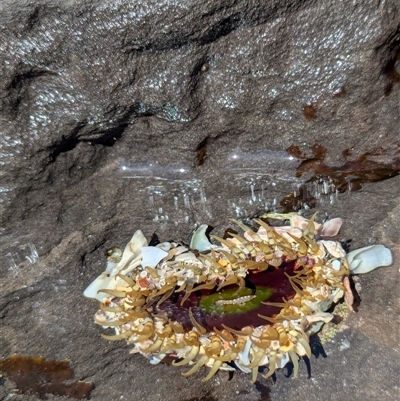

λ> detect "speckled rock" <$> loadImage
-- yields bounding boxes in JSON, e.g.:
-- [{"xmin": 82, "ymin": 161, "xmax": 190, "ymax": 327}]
[{"xmin": 0, "ymin": 1, "xmax": 399, "ymax": 401}]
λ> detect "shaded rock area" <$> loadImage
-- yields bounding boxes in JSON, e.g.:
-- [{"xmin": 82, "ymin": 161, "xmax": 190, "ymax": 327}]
[{"xmin": 0, "ymin": 1, "xmax": 399, "ymax": 400}]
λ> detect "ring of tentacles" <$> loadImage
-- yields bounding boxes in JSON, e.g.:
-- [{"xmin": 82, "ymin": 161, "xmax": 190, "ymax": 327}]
[{"xmin": 86, "ymin": 213, "xmax": 352, "ymax": 382}]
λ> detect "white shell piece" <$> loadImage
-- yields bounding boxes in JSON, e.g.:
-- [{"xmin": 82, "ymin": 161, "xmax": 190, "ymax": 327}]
[
  {"xmin": 276, "ymin": 352, "xmax": 289, "ymax": 368},
  {"xmin": 320, "ymin": 217, "xmax": 342, "ymax": 237},
  {"xmin": 218, "ymin": 363, "xmax": 236, "ymax": 371},
  {"xmin": 306, "ymin": 321, "xmax": 325, "ymax": 336},
  {"xmin": 331, "ymin": 287, "xmax": 345, "ymax": 303},
  {"xmin": 157, "ymin": 242, "xmax": 171, "ymax": 252},
  {"xmin": 174, "ymin": 245, "xmax": 191, "ymax": 256},
  {"xmin": 235, "ymin": 363, "xmax": 252, "ymax": 374},
  {"xmin": 175, "ymin": 252, "xmax": 198, "ymax": 262},
  {"xmin": 114, "ymin": 230, "xmax": 148, "ymax": 274},
  {"xmin": 305, "ymin": 296, "xmax": 334, "ymax": 313},
  {"xmin": 130, "ymin": 230, "xmax": 148, "ymax": 252},
  {"xmin": 105, "ymin": 260, "xmax": 118, "ymax": 272},
  {"xmin": 272, "ymin": 226, "xmax": 303, "ymax": 239},
  {"xmin": 148, "ymin": 353, "xmax": 166, "ymax": 365},
  {"xmin": 290, "ymin": 213, "xmax": 309, "ymax": 230},
  {"xmin": 346, "ymin": 244, "xmax": 393, "ymax": 274},
  {"xmin": 331, "ymin": 259, "xmax": 342, "ymax": 271},
  {"xmin": 320, "ymin": 240, "xmax": 346, "ymax": 258},
  {"xmin": 306, "ymin": 311, "xmax": 333, "ymax": 324},
  {"xmin": 140, "ymin": 246, "xmax": 168, "ymax": 268},
  {"xmin": 235, "ymin": 338, "xmax": 252, "ymax": 373},
  {"xmin": 115, "ymin": 242, "xmax": 134, "ymax": 270},
  {"xmin": 83, "ymin": 272, "xmax": 114, "ymax": 301},
  {"xmin": 84, "ymin": 230, "xmax": 148, "ymax": 300},
  {"xmin": 121, "ymin": 253, "xmax": 143, "ymax": 275},
  {"xmin": 190, "ymin": 224, "xmax": 214, "ymax": 251}
]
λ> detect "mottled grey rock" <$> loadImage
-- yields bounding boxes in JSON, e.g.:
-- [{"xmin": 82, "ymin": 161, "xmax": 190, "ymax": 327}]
[{"xmin": 0, "ymin": 1, "xmax": 399, "ymax": 400}]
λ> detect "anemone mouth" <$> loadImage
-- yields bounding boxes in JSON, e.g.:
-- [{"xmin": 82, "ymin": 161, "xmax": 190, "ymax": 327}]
[
  {"xmin": 89, "ymin": 213, "xmax": 352, "ymax": 382},
  {"xmin": 154, "ymin": 260, "xmax": 297, "ymax": 331}
]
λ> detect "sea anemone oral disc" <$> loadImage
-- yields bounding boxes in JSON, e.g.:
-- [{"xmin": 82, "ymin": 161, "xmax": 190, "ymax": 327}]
[{"xmin": 199, "ymin": 287, "xmax": 273, "ymax": 315}]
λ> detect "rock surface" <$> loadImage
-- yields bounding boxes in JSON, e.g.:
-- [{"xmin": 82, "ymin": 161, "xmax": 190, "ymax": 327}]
[{"xmin": 0, "ymin": 1, "xmax": 399, "ymax": 400}]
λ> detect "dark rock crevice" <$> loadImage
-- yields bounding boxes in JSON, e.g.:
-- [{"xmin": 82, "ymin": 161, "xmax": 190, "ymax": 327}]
[
  {"xmin": 121, "ymin": 0, "xmax": 316, "ymax": 53},
  {"xmin": 379, "ymin": 30, "xmax": 400, "ymax": 96},
  {"xmin": 5, "ymin": 68, "xmax": 58, "ymax": 116}
]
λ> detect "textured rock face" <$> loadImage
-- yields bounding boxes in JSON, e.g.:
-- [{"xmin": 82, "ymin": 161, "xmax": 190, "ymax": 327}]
[{"xmin": 0, "ymin": 1, "xmax": 399, "ymax": 401}]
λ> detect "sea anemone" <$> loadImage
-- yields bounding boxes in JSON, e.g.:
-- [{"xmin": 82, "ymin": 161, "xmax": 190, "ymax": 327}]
[{"xmin": 84, "ymin": 213, "xmax": 392, "ymax": 382}]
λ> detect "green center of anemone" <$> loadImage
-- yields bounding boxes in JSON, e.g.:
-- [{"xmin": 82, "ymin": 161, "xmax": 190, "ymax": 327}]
[{"xmin": 199, "ymin": 287, "xmax": 274, "ymax": 315}]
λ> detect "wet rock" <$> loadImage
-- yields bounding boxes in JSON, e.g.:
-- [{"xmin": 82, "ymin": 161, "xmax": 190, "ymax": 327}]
[{"xmin": 0, "ymin": 1, "xmax": 399, "ymax": 401}]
